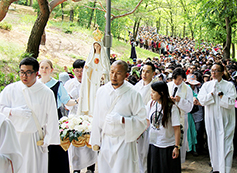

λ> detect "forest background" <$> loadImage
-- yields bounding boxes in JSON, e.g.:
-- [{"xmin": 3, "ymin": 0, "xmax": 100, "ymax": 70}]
[{"xmin": 0, "ymin": 0, "xmax": 237, "ymax": 90}]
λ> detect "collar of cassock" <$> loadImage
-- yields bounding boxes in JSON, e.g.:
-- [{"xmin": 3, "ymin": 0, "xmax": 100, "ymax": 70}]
[
  {"xmin": 107, "ymin": 81, "xmax": 132, "ymax": 96},
  {"xmin": 20, "ymin": 80, "xmax": 46, "ymax": 92}
]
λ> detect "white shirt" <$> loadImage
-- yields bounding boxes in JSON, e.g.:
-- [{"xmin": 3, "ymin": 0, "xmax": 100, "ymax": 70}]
[{"xmin": 147, "ymin": 100, "xmax": 180, "ymax": 147}]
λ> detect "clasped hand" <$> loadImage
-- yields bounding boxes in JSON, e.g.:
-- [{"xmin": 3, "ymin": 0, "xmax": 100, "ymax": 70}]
[
  {"xmin": 105, "ymin": 112, "xmax": 121, "ymax": 125},
  {"xmin": 10, "ymin": 105, "xmax": 32, "ymax": 118},
  {"xmin": 171, "ymin": 96, "xmax": 181, "ymax": 102}
]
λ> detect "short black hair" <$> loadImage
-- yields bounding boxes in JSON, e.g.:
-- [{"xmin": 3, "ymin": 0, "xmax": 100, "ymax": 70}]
[
  {"xmin": 19, "ymin": 57, "xmax": 39, "ymax": 72},
  {"xmin": 213, "ymin": 62, "xmax": 224, "ymax": 72},
  {"xmin": 172, "ymin": 67, "xmax": 186, "ymax": 79},
  {"xmin": 144, "ymin": 61, "xmax": 156, "ymax": 72},
  {"xmin": 73, "ymin": 59, "xmax": 85, "ymax": 69}
]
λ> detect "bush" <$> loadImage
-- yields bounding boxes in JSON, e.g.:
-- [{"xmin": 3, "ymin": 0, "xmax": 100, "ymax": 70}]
[
  {"xmin": 63, "ymin": 27, "xmax": 73, "ymax": 34},
  {"xmin": 0, "ymin": 22, "xmax": 12, "ymax": 31},
  {"xmin": 0, "ymin": 71, "xmax": 20, "ymax": 91}
]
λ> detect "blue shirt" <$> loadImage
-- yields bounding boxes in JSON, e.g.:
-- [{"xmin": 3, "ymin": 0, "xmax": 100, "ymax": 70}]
[{"xmin": 43, "ymin": 78, "xmax": 71, "ymax": 108}]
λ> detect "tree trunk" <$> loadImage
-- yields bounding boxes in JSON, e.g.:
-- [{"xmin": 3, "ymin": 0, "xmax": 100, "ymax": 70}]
[
  {"xmin": 70, "ymin": 8, "xmax": 74, "ymax": 22},
  {"xmin": 134, "ymin": 17, "xmax": 140, "ymax": 40},
  {"xmin": 30, "ymin": 0, "xmax": 33, "ymax": 6},
  {"xmin": 223, "ymin": 16, "xmax": 231, "ymax": 60},
  {"xmin": 61, "ymin": 3, "xmax": 64, "ymax": 21},
  {"xmin": 133, "ymin": 19, "xmax": 137, "ymax": 39},
  {"xmin": 0, "ymin": 0, "xmax": 19, "ymax": 22},
  {"xmin": 166, "ymin": 22, "xmax": 168, "ymax": 36},
  {"xmin": 232, "ymin": 43, "xmax": 235, "ymax": 59},
  {"xmin": 26, "ymin": 0, "xmax": 50, "ymax": 58},
  {"xmin": 41, "ymin": 30, "xmax": 46, "ymax": 45},
  {"xmin": 183, "ymin": 22, "xmax": 186, "ymax": 38},
  {"xmin": 87, "ymin": 0, "xmax": 96, "ymax": 29}
]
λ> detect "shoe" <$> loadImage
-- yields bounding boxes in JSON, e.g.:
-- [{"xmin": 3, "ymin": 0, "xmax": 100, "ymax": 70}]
[
  {"xmin": 210, "ymin": 169, "xmax": 219, "ymax": 173},
  {"xmin": 192, "ymin": 151, "xmax": 199, "ymax": 157}
]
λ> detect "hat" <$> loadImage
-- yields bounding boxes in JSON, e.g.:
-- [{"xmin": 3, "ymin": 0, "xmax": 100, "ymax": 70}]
[
  {"xmin": 59, "ymin": 72, "xmax": 70, "ymax": 85},
  {"xmin": 164, "ymin": 69, "xmax": 173, "ymax": 74},
  {"xmin": 186, "ymin": 74, "xmax": 200, "ymax": 86},
  {"xmin": 203, "ymin": 73, "xmax": 210, "ymax": 77}
]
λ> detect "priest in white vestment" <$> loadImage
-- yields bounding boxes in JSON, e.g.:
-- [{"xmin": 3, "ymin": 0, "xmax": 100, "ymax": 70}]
[
  {"xmin": 0, "ymin": 57, "xmax": 60, "ymax": 173},
  {"xmin": 167, "ymin": 67, "xmax": 193, "ymax": 163},
  {"xmin": 198, "ymin": 63, "xmax": 236, "ymax": 173},
  {"xmin": 134, "ymin": 61, "xmax": 155, "ymax": 173},
  {"xmin": 64, "ymin": 59, "xmax": 97, "ymax": 173},
  {"xmin": 0, "ymin": 113, "xmax": 23, "ymax": 173},
  {"xmin": 90, "ymin": 60, "xmax": 147, "ymax": 173}
]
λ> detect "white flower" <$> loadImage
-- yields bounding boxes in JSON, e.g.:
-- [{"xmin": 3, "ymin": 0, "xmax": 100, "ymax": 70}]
[
  {"xmin": 68, "ymin": 121, "xmax": 75, "ymax": 130},
  {"xmin": 74, "ymin": 125, "xmax": 84, "ymax": 132},
  {"xmin": 82, "ymin": 116, "xmax": 89, "ymax": 121},
  {"xmin": 59, "ymin": 116, "xmax": 68, "ymax": 123},
  {"xmin": 61, "ymin": 123, "xmax": 68, "ymax": 129}
]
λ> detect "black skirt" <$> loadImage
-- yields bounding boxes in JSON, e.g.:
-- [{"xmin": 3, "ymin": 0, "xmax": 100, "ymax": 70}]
[
  {"xmin": 48, "ymin": 145, "xmax": 70, "ymax": 173},
  {"xmin": 147, "ymin": 144, "xmax": 181, "ymax": 173}
]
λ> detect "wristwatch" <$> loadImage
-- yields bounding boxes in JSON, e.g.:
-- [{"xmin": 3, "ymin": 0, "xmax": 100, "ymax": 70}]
[
  {"xmin": 174, "ymin": 145, "xmax": 180, "ymax": 149},
  {"xmin": 74, "ymin": 99, "xmax": 78, "ymax": 104}
]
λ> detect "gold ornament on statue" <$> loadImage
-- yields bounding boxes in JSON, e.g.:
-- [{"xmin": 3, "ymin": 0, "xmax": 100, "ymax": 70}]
[{"xmin": 93, "ymin": 24, "xmax": 103, "ymax": 42}]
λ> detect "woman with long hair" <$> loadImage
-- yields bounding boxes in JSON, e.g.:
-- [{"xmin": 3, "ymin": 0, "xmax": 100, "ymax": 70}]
[{"xmin": 147, "ymin": 81, "xmax": 181, "ymax": 173}]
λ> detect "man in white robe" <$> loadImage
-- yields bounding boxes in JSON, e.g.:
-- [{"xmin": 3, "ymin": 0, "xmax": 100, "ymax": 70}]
[
  {"xmin": 90, "ymin": 60, "xmax": 147, "ymax": 173},
  {"xmin": 64, "ymin": 59, "xmax": 97, "ymax": 173},
  {"xmin": 0, "ymin": 113, "xmax": 23, "ymax": 173},
  {"xmin": 167, "ymin": 67, "xmax": 193, "ymax": 163},
  {"xmin": 198, "ymin": 63, "xmax": 236, "ymax": 173},
  {"xmin": 134, "ymin": 61, "xmax": 155, "ymax": 173},
  {"xmin": 0, "ymin": 57, "xmax": 60, "ymax": 173}
]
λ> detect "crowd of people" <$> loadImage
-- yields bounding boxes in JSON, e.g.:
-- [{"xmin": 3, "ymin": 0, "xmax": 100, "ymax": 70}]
[{"xmin": 0, "ymin": 29, "xmax": 237, "ymax": 173}]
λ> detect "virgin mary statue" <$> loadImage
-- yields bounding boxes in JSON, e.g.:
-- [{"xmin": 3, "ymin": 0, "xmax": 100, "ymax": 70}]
[{"xmin": 77, "ymin": 28, "xmax": 110, "ymax": 116}]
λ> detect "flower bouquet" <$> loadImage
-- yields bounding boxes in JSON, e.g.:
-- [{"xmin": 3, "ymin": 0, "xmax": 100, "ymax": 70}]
[{"xmin": 59, "ymin": 115, "xmax": 93, "ymax": 151}]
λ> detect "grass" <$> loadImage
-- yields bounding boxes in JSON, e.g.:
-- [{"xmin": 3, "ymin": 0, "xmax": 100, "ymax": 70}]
[
  {"xmin": 0, "ymin": 22, "xmax": 12, "ymax": 30},
  {"xmin": 0, "ymin": 40, "xmax": 25, "ymax": 61},
  {"xmin": 112, "ymin": 38, "xmax": 159, "ymax": 62}
]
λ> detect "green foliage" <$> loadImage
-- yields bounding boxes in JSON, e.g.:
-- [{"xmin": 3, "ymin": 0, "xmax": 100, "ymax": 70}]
[
  {"xmin": 19, "ymin": 52, "xmax": 34, "ymax": 60},
  {"xmin": 0, "ymin": 71, "xmax": 20, "ymax": 91},
  {"xmin": 63, "ymin": 27, "xmax": 73, "ymax": 34},
  {"xmin": 15, "ymin": 0, "xmax": 28, "ymax": 6},
  {"xmin": 32, "ymin": 0, "xmax": 40, "ymax": 13},
  {"xmin": 0, "ymin": 22, "xmax": 12, "ymax": 30}
]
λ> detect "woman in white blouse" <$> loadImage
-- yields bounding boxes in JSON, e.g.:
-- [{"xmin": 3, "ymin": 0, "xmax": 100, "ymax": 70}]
[{"xmin": 147, "ymin": 81, "xmax": 181, "ymax": 173}]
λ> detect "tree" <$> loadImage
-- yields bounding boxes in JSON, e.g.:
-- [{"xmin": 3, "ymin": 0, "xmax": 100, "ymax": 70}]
[{"xmin": 196, "ymin": 0, "xmax": 237, "ymax": 59}]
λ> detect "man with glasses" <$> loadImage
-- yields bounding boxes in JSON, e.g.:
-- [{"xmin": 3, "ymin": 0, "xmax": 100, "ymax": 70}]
[
  {"xmin": 64, "ymin": 59, "xmax": 97, "ymax": 173},
  {"xmin": 198, "ymin": 63, "xmax": 236, "ymax": 173},
  {"xmin": 0, "ymin": 57, "xmax": 60, "ymax": 173}
]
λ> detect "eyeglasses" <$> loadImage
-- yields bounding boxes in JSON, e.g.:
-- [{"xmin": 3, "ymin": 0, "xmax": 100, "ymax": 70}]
[
  {"xmin": 211, "ymin": 70, "xmax": 222, "ymax": 73},
  {"xmin": 74, "ymin": 70, "xmax": 83, "ymax": 73},
  {"xmin": 18, "ymin": 71, "xmax": 36, "ymax": 77}
]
